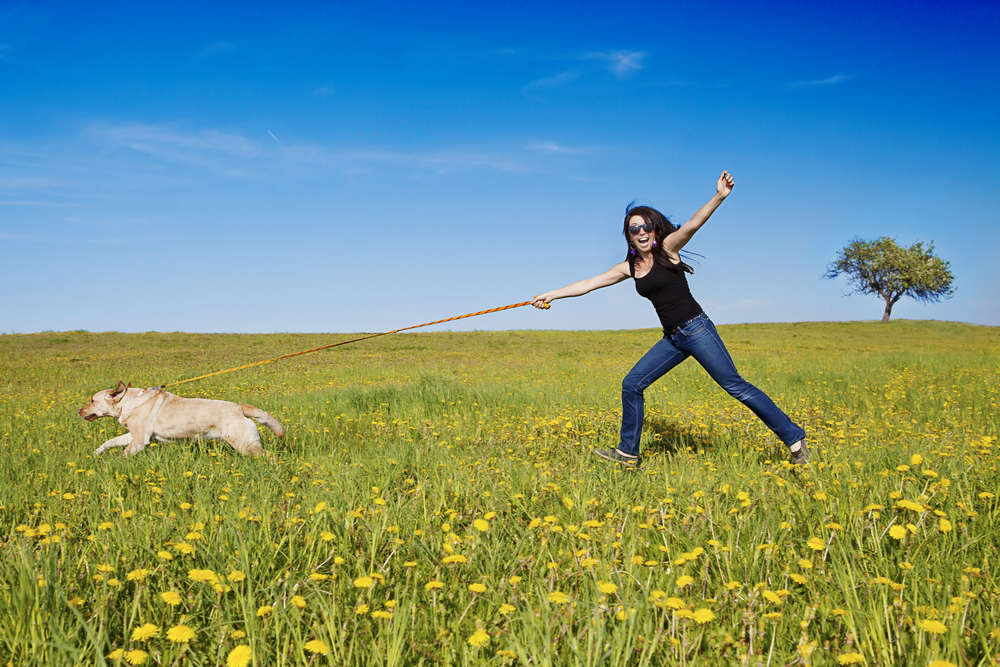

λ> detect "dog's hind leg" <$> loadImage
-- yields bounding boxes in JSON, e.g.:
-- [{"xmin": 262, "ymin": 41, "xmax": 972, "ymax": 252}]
[
  {"xmin": 95, "ymin": 433, "xmax": 132, "ymax": 457},
  {"xmin": 224, "ymin": 420, "xmax": 268, "ymax": 457}
]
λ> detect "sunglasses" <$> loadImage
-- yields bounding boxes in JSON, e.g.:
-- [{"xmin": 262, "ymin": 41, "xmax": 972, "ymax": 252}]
[{"xmin": 628, "ymin": 222, "xmax": 655, "ymax": 236}]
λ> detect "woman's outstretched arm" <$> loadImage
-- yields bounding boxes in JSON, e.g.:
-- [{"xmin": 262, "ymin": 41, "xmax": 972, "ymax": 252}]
[
  {"xmin": 532, "ymin": 262, "xmax": 631, "ymax": 308},
  {"xmin": 663, "ymin": 171, "xmax": 735, "ymax": 255}
]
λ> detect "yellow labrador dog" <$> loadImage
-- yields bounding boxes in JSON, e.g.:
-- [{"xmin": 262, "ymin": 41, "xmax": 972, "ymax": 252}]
[{"xmin": 80, "ymin": 381, "xmax": 283, "ymax": 457}]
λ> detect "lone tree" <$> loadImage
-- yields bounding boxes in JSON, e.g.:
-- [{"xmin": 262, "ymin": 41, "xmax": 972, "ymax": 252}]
[{"xmin": 825, "ymin": 237, "xmax": 954, "ymax": 323}]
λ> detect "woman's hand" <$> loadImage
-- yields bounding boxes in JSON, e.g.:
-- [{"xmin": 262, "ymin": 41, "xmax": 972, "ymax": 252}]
[
  {"xmin": 717, "ymin": 170, "xmax": 735, "ymax": 199},
  {"xmin": 531, "ymin": 292, "xmax": 556, "ymax": 309}
]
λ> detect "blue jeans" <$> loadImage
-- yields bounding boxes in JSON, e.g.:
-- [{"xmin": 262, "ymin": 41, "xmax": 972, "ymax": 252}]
[{"xmin": 618, "ymin": 312, "xmax": 805, "ymax": 456}]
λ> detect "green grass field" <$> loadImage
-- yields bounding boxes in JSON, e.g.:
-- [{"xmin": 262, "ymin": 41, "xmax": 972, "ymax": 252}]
[{"xmin": 1, "ymin": 321, "xmax": 998, "ymax": 666}]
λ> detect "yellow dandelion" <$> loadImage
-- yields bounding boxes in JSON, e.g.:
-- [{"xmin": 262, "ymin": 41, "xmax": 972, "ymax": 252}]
[
  {"xmin": 227, "ymin": 570, "xmax": 246, "ymax": 582},
  {"xmin": 226, "ymin": 645, "xmax": 252, "ymax": 667},
  {"xmin": 798, "ymin": 559, "xmax": 813, "ymax": 570},
  {"xmin": 938, "ymin": 518, "xmax": 953, "ymax": 533},
  {"xmin": 126, "ymin": 568, "xmax": 149, "ymax": 582},
  {"xmin": 468, "ymin": 583, "xmax": 487, "ymax": 593},
  {"xmin": 321, "ymin": 531, "xmax": 334, "ymax": 542},
  {"xmin": 499, "ymin": 603, "xmax": 515, "ymax": 614},
  {"xmin": 130, "ymin": 624, "xmax": 159, "ymax": 642},
  {"xmin": 547, "ymin": 590, "xmax": 571, "ymax": 604},
  {"xmin": 425, "ymin": 580, "xmax": 444, "ymax": 590},
  {"xmin": 597, "ymin": 581, "xmax": 618, "ymax": 595},
  {"xmin": 836, "ymin": 652, "xmax": 864, "ymax": 664},
  {"xmin": 676, "ymin": 575, "xmax": 694, "ymax": 588},
  {"xmin": 763, "ymin": 590, "xmax": 782, "ymax": 605},
  {"xmin": 124, "ymin": 649, "xmax": 148, "ymax": 665},
  {"xmin": 256, "ymin": 605, "xmax": 274, "ymax": 617},
  {"xmin": 789, "ymin": 573, "xmax": 808, "ymax": 585},
  {"xmin": 166, "ymin": 625, "xmax": 195, "ymax": 643},
  {"xmin": 356, "ymin": 603, "xmax": 369, "ymax": 615},
  {"xmin": 473, "ymin": 519, "xmax": 489, "ymax": 532},
  {"xmin": 888, "ymin": 525, "xmax": 907, "ymax": 540},
  {"xmin": 157, "ymin": 550, "xmax": 173, "ymax": 561},
  {"xmin": 304, "ymin": 639, "xmax": 329, "ymax": 655},
  {"xmin": 160, "ymin": 591, "xmax": 182, "ymax": 606},
  {"xmin": 723, "ymin": 580, "xmax": 742, "ymax": 590},
  {"xmin": 353, "ymin": 576, "xmax": 374, "ymax": 588},
  {"xmin": 508, "ymin": 576, "xmax": 523, "ymax": 586},
  {"xmin": 919, "ymin": 619, "xmax": 948, "ymax": 634},
  {"xmin": 290, "ymin": 595, "xmax": 306, "ymax": 609},
  {"xmin": 806, "ymin": 537, "xmax": 825, "ymax": 551},
  {"xmin": 693, "ymin": 608, "xmax": 715, "ymax": 624},
  {"xmin": 174, "ymin": 542, "xmax": 195, "ymax": 555},
  {"xmin": 468, "ymin": 628, "xmax": 490, "ymax": 648},
  {"xmin": 443, "ymin": 554, "xmax": 468, "ymax": 564},
  {"xmin": 107, "ymin": 649, "xmax": 124, "ymax": 660},
  {"xmin": 928, "ymin": 662, "xmax": 956, "ymax": 667},
  {"xmin": 372, "ymin": 610, "xmax": 393, "ymax": 619}
]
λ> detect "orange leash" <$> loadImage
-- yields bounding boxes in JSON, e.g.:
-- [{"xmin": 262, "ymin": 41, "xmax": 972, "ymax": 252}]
[{"xmin": 159, "ymin": 300, "xmax": 548, "ymax": 389}]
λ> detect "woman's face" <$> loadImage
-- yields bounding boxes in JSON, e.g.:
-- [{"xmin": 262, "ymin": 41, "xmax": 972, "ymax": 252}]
[{"xmin": 627, "ymin": 215, "xmax": 656, "ymax": 254}]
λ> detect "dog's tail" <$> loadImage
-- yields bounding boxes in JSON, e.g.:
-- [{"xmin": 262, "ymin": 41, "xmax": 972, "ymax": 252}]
[{"xmin": 239, "ymin": 405, "xmax": 285, "ymax": 439}]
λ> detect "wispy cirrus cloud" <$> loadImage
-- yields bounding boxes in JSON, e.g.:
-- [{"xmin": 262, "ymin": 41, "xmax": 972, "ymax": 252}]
[
  {"xmin": 0, "ymin": 200, "xmax": 79, "ymax": 206},
  {"xmin": 583, "ymin": 50, "xmax": 646, "ymax": 76},
  {"xmin": 522, "ymin": 70, "xmax": 582, "ymax": 93},
  {"xmin": 0, "ymin": 231, "xmax": 125, "ymax": 244},
  {"xmin": 789, "ymin": 73, "xmax": 853, "ymax": 87},
  {"xmin": 527, "ymin": 142, "xmax": 590, "ymax": 155},
  {"xmin": 88, "ymin": 121, "xmax": 544, "ymax": 178},
  {"xmin": 521, "ymin": 49, "xmax": 647, "ymax": 94}
]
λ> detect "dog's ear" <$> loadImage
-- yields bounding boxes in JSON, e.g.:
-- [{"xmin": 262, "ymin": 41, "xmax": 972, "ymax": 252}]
[{"xmin": 110, "ymin": 381, "xmax": 130, "ymax": 402}]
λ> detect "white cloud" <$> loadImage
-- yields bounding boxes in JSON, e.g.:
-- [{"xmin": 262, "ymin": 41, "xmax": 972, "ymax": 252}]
[
  {"xmin": 584, "ymin": 50, "xmax": 645, "ymax": 76},
  {"xmin": 528, "ymin": 142, "xmax": 587, "ymax": 155},
  {"xmin": 0, "ymin": 232, "xmax": 125, "ymax": 244},
  {"xmin": 789, "ymin": 74, "xmax": 852, "ymax": 87},
  {"xmin": 522, "ymin": 70, "xmax": 582, "ymax": 93}
]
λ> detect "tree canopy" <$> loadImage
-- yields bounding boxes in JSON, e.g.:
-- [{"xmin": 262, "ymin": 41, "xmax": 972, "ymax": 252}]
[{"xmin": 825, "ymin": 237, "xmax": 954, "ymax": 323}]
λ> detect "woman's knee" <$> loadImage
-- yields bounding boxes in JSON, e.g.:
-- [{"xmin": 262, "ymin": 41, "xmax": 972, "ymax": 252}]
[
  {"xmin": 723, "ymin": 379, "xmax": 756, "ymax": 401},
  {"xmin": 622, "ymin": 374, "xmax": 645, "ymax": 395}
]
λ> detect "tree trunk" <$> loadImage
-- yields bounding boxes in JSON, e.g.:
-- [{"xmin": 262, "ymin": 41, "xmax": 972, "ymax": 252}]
[{"xmin": 882, "ymin": 297, "xmax": 894, "ymax": 323}]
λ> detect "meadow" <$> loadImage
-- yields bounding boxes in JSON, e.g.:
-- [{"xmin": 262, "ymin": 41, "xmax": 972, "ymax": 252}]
[{"xmin": 0, "ymin": 320, "xmax": 997, "ymax": 667}]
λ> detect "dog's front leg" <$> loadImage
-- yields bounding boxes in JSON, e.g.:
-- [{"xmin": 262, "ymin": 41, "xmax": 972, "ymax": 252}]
[
  {"xmin": 94, "ymin": 433, "xmax": 132, "ymax": 457},
  {"xmin": 124, "ymin": 432, "xmax": 151, "ymax": 457}
]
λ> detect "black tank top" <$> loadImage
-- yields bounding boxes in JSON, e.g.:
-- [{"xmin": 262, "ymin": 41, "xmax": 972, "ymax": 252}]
[{"xmin": 630, "ymin": 256, "xmax": 703, "ymax": 332}]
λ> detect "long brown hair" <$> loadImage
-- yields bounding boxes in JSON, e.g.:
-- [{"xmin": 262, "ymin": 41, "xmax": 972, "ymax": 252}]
[{"xmin": 623, "ymin": 203, "xmax": 694, "ymax": 274}]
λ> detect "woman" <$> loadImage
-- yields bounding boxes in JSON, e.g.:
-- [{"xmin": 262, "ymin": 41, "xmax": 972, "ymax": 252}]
[{"xmin": 531, "ymin": 171, "xmax": 808, "ymax": 468}]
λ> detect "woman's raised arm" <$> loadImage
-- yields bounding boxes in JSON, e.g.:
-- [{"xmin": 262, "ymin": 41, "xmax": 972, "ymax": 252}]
[
  {"xmin": 532, "ymin": 262, "xmax": 631, "ymax": 308},
  {"xmin": 663, "ymin": 171, "xmax": 735, "ymax": 255}
]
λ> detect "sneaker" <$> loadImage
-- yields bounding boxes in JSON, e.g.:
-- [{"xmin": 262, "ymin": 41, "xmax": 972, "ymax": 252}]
[
  {"xmin": 789, "ymin": 440, "xmax": 810, "ymax": 466},
  {"xmin": 593, "ymin": 448, "xmax": 640, "ymax": 468}
]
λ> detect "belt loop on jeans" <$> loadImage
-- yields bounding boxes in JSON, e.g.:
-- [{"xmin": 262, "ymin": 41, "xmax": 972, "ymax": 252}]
[{"xmin": 665, "ymin": 311, "xmax": 706, "ymax": 336}]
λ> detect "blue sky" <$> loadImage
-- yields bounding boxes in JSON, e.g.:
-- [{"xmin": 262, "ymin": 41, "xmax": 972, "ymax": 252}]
[{"xmin": 2, "ymin": 1, "xmax": 998, "ymax": 334}]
